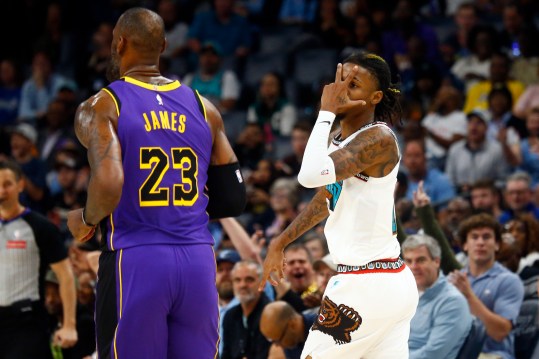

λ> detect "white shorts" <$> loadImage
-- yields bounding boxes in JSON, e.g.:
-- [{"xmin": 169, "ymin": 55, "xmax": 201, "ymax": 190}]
[{"xmin": 301, "ymin": 265, "xmax": 418, "ymax": 359}]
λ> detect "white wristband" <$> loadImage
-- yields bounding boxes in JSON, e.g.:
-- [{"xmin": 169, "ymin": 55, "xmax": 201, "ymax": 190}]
[{"xmin": 315, "ymin": 111, "xmax": 337, "ymax": 125}]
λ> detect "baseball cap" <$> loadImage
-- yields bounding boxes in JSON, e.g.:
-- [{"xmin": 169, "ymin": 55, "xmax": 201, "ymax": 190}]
[
  {"xmin": 313, "ymin": 254, "xmax": 338, "ymax": 272},
  {"xmin": 216, "ymin": 249, "xmax": 241, "ymax": 264},
  {"xmin": 200, "ymin": 41, "xmax": 223, "ymax": 56},
  {"xmin": 12, "ymin": 123, "xmax": 38, "ymax": 145},
  {"xmin": 467, "ymin": 109, "xmax": 491, "ymax": 124}
]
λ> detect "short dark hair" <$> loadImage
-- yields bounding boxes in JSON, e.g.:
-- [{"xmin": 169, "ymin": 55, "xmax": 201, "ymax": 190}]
[
  {"xmin": 470, "ymin": 179, "xmax": 498, "ymax": 194},
  {"xmin": 0, "ymin": 160, "xmax": 23, "ymax": 180},
  {"xmin": 458, "ymin": 213, "xmax": 502, "ymax": 244},
  {"xmin": 343, "ymin": 51, "xmax": 402, "ymax": 125}
]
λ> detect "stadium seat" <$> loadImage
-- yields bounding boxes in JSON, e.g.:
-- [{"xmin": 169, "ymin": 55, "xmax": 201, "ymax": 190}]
[
  {"xmin": 515, "ymin": 299, "xmax": 539, "ymax": 359},
  {"xmin": 455, "ymin": 318, "xmax": 486, "ymax": 359},
  {"xmin": 222, "ymin": 110, "xmax": 247, "ymax": 144}
]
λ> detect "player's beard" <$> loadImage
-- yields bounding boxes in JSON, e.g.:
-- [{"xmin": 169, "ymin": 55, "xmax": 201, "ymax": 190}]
[{"xmin": 106, "ymin": 54, "xmax": 121, "ymax": 83}]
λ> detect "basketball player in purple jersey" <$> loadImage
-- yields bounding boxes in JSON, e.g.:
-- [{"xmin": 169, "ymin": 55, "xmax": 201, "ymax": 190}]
[{"xmin": 67, "ymin": 8, "xmax": 246, "ymax": 359}]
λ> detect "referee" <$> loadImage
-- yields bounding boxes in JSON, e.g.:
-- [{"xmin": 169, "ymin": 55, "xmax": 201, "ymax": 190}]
[{"xmin": 0, "ymin": 160, "xmax": 77, "ymax": 358}]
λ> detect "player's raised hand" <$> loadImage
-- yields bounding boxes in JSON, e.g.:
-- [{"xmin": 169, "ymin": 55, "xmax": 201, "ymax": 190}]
[
  {"xmin": 320, "ymin": 63, "xmax": 366, "ymax": 115},
  {"xmin": 258, "ymin": 239, "xmax": 286, "ymax": 291}
]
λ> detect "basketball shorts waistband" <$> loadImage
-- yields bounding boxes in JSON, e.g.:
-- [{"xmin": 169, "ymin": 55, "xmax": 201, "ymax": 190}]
[{"xmin": 336, "ymin": 257, "xmax": 406, "ymax": 274}]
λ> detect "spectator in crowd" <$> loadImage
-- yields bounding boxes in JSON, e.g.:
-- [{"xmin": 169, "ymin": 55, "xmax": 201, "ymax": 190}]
[
  {"xmin": 450, "ymin": 24, "xmax": 498, "ymax": 91},
  {"xmin": 266, "ymin": 178, "xmax": 299, "ymax": 240},
  {"xmin": 234, "ymin": 123, "xmax": 266, "ymax": 171},
  {"xmin": 450, "ymin": 213, "xmax": 524, "ymax": 359},
  {"xmin": 514, "ymin": 84, "xmax": 539, "ymax": 120},
  {"xmin": 402, "ymin": 234, "xmax": 472, "ymax": 359},
  {"xmin": 278, "ymin": 0, "xmax": 318, "ymax": 25},
  {"xmin": 421, "ymin": 85, "xmax": 467, "ymax": 171},
  {"xmin": 157, "ymin": 0, "xmax": 189, "ymax": 61},
  {"xmin": 44, "ymin": 270, "xmax": 95, "ymax": 359},
  {"xmin": 440, "ymin": 196, "xmax": 472, "ymax": 251},
  {"xmin": 445, "ymin": 109, "xmax": 509, "ymax": 194},
  {"xmin": 402, "ymin": 139, "xmax": 456, "ymax": 208},
  {"xmin": 221, "ymin": 260, "xmax": 271, "ymax": 359},
  {"xmin": 303, "ymin": 233, "xmax": 328, "ymax": 262},
  {"xmin": 470, "ymin": 179, "xmax": 503, "ymax": 218},
  {"xmin": 509, "ymin": 25, "xmax": 539, "ymax": 87},
  {"xmin": 37, "ymin": 98, "xmax": 78, "ymax": 168},
  {"xmin": 277, "ymin": 121, "xmax": 312, "ymax": 178},
  {"xmin": 518, "ymin": 105, "xmax": 539, "ymax": 186},
  {"xmin": 311, "ymin": 253, "xmax": 337, "ymax": 298},
  {"xmin": 215, "ymin": 249, "xmax": 241, "ymax": 355},
  {"xmin": 0, "ymin": 58, "xmax": 22, "ymax": 126},
  {"xmin": 498, "ymin": 3, "xmax": 530, "ymax": 56},
  {"xmin": 33, "ymin": 3, "xmax": 76, "ymax": 78},
  {"xmin": 0, "ymin": 160, "xmax": 77, "ymax": 358},
  {"xmin": 7, "ymin": 123, "xmax": 49, "ymax": 213},
  {"xmin": 187, "ymin": 0, "xmax": 252, "ymax": 59},
  {"xmin": 463, "ymin": 52, "xmax": 525, "ymax": 113},
  {"xmin": 341, "ymin": 12, "xmax": 381, "ymax": 57},
  {"xmin": 18, "ymin": 50, "xmax": 76, "ymax": 123},
  {"xmin": 499, "ymin": 171, "xmax": 539, "ymax": 224},
  {"xmin": 487, "ymin": 84, "xmax": 526, "ymax": 142},
  {"xmin": 244, "ymin": 158, "xmax": 280, "ymax": 232},
  {"xmin": 82, "ymin": 21, "xmax": 113, "ymax": 94},
  {"xmin": 182, "ymin": 41, "xmax": 241, "ymax": 113},
  {"xmin": 259, "ymin": 301, "xmax": 317, "ymax": 359},
  {"xmin": 308, "ymin": 0, "xmax": 352, "ymax": 51},
  {"xmin": 282, "ymin": 243, "xmax": 317, "ymax": 311},
  {"xmin": 247, "ymin": 71, "xmax": 297, "ymax": 146},
  {"xmin": 442, "ymin": 2, "xmax": 479, "ymax": 59}
]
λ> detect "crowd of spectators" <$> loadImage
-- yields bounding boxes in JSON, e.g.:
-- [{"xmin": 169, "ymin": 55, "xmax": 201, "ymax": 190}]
[{"xmin": 1, "ymin": 0, "xmax": 539, "ymax": 358}]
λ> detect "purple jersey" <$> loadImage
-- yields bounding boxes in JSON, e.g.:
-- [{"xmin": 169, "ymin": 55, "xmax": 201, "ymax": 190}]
[{"xmin": 102, "ymin": 77, "xmax": 213, "ymax": 250}]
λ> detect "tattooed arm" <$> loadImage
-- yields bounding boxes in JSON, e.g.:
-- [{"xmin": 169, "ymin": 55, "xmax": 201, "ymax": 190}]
[
  {"xmin": 67, "ymin": 91, "xmax": 123, "ymax": 242},
  {"xmin": 259, "ymin": 189, "xmax": 329, "ymax": 289},
  {"xmin": 203, "ymin": 96, "xmax": 238, "ymax": 165}
]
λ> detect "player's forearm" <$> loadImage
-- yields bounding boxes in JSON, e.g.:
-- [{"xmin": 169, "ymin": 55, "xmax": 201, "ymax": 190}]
[
  {"xmin": 54, "ymin": 261, "xmax": 77, "ymax": 328},
  {"xmin": 297, "ymin": 111, "xmax": 336, "ymax": 188},
  {"xmin": 85, "ymin": 172, "xmax": 123, "ymax": 225},
  {"xmin": 272, "ymin": 190, "xmax": 328, "ymax": 251}
]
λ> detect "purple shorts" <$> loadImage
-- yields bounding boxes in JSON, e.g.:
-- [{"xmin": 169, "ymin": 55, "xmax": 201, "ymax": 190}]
[{"xmin": 95, "ymin": 244, "xmax": 219, "ymax": 358}]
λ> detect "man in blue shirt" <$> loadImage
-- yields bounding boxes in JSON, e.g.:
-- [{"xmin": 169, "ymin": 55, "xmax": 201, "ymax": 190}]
[
  {"xmin": 450, "ymin": 213, "xmax": 525, "ymax": 359},
  {"xmin": 403, "ymin": 234, "xmax": 472, "ymax": 359}
]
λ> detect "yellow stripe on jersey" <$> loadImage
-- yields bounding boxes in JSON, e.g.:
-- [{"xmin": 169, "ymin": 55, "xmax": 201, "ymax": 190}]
[
  {"xmin": 113, "ymin": 249, "xmax": 124, "ymax": 359},
  {"xmin": 109, "ymin": 214, "xmax": 115, "ymax": 251},
  {"xmin": 195, "ymin": 90, "xmax": 208, "ymax": 122},
  {"xmin": 122, "ymin": 76, "xmax": 181, "ymax": 91},
  {"xmin": 102, "ymin": 88, "xmax": 120, "ymax": 117}
]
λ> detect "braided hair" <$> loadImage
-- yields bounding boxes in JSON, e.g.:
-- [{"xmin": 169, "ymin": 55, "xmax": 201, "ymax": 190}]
[{"xmin": 343, "ymin": 52, "xmax": 402, "ymax": 125}]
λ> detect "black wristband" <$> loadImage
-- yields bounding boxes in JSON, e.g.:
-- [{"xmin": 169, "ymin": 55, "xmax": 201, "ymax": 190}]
[{"xmin": 82, "ymin": 208, "xmax": 97, "ymax": 227}]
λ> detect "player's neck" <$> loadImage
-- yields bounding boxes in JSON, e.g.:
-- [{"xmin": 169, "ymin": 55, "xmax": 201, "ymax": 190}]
[
  {"xmin": 122, "ymin": 65, "xmax": 164, "ymax": 83},
  {"xmin": 340, "ymin": 112, "xmax": 375, "ymax": 139}
]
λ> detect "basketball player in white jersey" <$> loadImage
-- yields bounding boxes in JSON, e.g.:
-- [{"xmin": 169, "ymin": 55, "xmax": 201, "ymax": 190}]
[{"xmin": 260, "ymin": 52, "xmax": 419, "ymax": 359}]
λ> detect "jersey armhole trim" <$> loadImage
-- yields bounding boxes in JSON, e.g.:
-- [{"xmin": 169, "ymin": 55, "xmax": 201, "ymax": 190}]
[
  {"xmin": 193, "ymin": 89, "xmax": 208, "ymax": 122},
  {"xmin": 103, "ymin": 87, "xmax": 121, "ymax": 117}
]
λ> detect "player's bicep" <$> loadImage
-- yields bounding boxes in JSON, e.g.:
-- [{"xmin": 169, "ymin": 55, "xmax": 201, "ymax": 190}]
[
  {"xmin": 329, "ymin": 127, "xmax": 398, "ymax": 180},
  {"xmin": 203, "ymin": 97, "xmax": 238, "ymax": 165}
]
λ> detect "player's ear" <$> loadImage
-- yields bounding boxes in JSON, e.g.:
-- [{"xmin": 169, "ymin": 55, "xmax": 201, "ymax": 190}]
[
  {"xmin": 117, "ymin": 36, "xmax": 126, "ymax": 55},
  {"xmin": 370, "ymin": 90, "xmax": 383, "ymax": 106}
]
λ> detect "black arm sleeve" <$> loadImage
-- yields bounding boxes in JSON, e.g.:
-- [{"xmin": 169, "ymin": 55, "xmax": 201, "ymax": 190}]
[{"xmin": 206, "ymin": 163, "xmax": 246, "ymax": 219}]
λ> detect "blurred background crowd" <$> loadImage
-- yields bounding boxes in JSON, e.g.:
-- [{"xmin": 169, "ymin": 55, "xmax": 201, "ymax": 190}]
[{"xmin": 1, "ymin": 0, "xmax": 539, "ymax": 358}]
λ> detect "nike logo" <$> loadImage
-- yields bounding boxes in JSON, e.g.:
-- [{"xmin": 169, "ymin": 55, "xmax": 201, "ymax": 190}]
[{"xmin": 320, "ymin": 121, "xmax": 331, "ymax": 125}]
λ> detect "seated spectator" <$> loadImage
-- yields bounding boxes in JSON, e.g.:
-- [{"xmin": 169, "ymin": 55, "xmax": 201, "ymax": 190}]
[
  {"xmin": 450, "ymin": 24, "xmax": 498, "ymax": 91},
  {"xmin": 402, "ymin": 139, "xmax": 456, "ymax": 208},
  {"xmin": 18, "ymin": 50, "xmax": 76, "ymax": 124},
  {"xmin": 234, "ymin": 123, "xmax": 265, "ymax": 171},
  {"xmin": 440, "ymin": 196, "xmax": 472, "ymax": 252},
  {"xmin": 445, "ymin": 110, "xmax": 509, "ymax": 194},
  {"xmin": 187, "ymin": 0, "xmax": 252, "ymax": 59},
  {"xmin": 182, "ymin": 42, "xmax": 241, "ymax": 113},
  {"xmin": 470, "ymin": 179, "xmax": 503, "ymax": 218},
  {"xmin": 306, "ymin": 253, "xmax": 337, "ymax": 308},
  {"xmin": 509, "ymin": 25, "xmax": 539, "ymax": 87},
  {"xmin": 307, "ymin": 0, "xmax": 352, "ymax": 51},
  {"xmin": 266, "ymin": 178, "xmax": 299, "ymax": 240},
  {"xmin": 7, "ymin": 123, "xmax": 49, "ymax": 213},
  {"xmin": 247, "ymin": 72, "xmax": 297, "ymax": 147},
  {"xmin": 421, "ymin": 85, "xmax": 467, "ymax": 171},
  {"xmin": 277, "ymin": 121, "xmax": 312, "ymax": 178},
  {"xmin": 518, "ymin": 105, "xmax": 539, "ymax": 186},
  {"xmin": 449, "ymin": 213, "xmax": 525, "ymax": 359},
  {"xmin": 221, "ymin": 260, "xmax": 271, "ymax": 359},
  {"xmin": 259, "ymin": 301, "xmax": 317, "ymax": 359},
  {"xmin": 403, "ymin": 234, "xmax": 472, "ymax": 359},
  {"xmin": 282, "ymin": 243, "xmax": 317, "ymax": 312},
  {"xmin": 244, "ymin": 158, "xmax": 280, "ymax": 232},
  {"xmin": 442, "ymin": 3, "xmax": 479, "ymax": 59},
  {"xmin": 82, "ymin": 21, "xmax": 113, "ymax": 94},
  {"xmin": 341, "ymin": 12, "xmax": 381, "ymax": 57},
  {"xmin": 303, "ymin": 233, "xmax": 328, "ymax": 262},
  {"xmin": 0, "ymin": 58, "xmax": 22, "ymax": 126},
  {"xmin": 157, "ymin": 0, "xmax": 189, "ymax": 61},
  {"xmin": 514, "ymin": 84, "xmax": 539, "ymax": 120},
  {"xmin": 499, "ymin": 171, "xmax": 539, "ymax": 225},
  {"xmin": 463, "ymin": 52, "xmax": 525, "ymax": 114}
]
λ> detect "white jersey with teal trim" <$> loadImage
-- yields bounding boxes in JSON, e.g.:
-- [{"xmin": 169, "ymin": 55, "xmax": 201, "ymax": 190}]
[{"xmin": 324, "ymin": 122, "xmax": 401, "ymax": 266}]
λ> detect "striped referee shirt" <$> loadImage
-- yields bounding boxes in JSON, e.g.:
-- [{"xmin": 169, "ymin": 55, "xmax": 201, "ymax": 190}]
[{"xmin": 0, "ymin": 208, "xmax": 67, "ymax": 306}]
